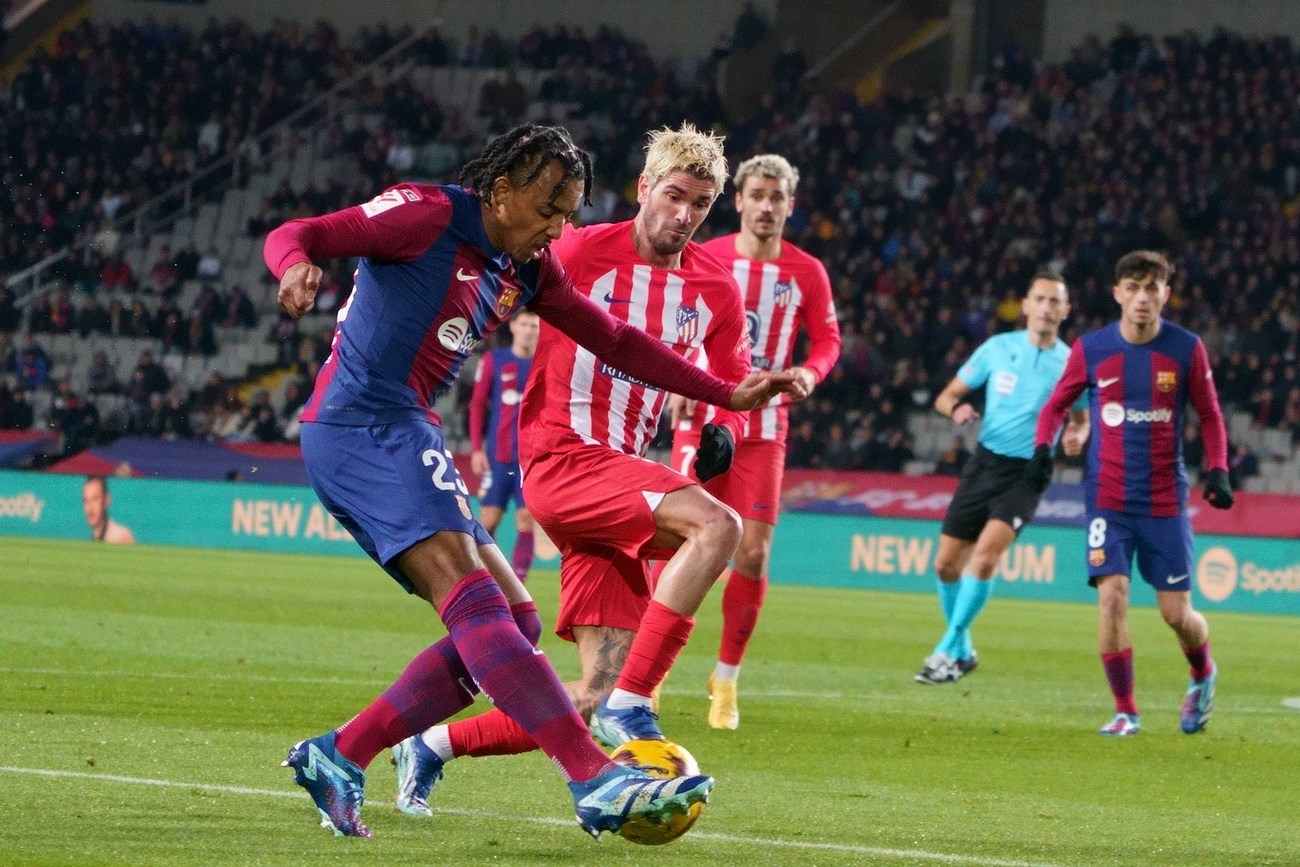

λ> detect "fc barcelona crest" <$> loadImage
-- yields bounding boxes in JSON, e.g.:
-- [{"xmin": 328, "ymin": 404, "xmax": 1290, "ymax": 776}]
[
  {"xmin": 675, "ymin": 305, "xmax": 700, "ymax": 343},
  {"xmin": 773, "ymin": 279, "xmax": 794, "ymax": 305},
  {"xmin": 496, "ymin": 285, "xmax": 521, "ymax": 318},
  {"xmin": 1156, "ymin": 370, "xmax": 1177, "ymax": 393},
  {"xmin": 1089, "ymin": 549, "xmax": 1106, "ymax": 567}
]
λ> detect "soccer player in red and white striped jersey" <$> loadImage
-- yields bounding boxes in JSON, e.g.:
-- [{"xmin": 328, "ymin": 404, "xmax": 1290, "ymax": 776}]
[
  {"xmin": 667, "ymin": 154, "xmax": 841, "ymax": 729},
  {"xmin": 386, "ymin": 127, "xmax": 807, "ymax": 800}
]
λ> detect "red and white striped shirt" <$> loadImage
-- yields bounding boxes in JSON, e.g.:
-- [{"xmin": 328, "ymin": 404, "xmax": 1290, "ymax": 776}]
[
  {"xmin": 519, "ymin": 222, "xmax": 750, "ymax": 463},
  {"xmin": 678, "ymin": 234, "xmax": 841, "ymax": 443}
]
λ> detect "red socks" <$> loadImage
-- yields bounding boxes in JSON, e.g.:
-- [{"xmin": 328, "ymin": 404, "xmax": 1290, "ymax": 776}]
[
  {"xmin": 614, "ymin": 600, "xmax": 695, "ymax": 697},
  {"xmin": 718, "ymin": 571, "xmax": 766, "ymax": 666}
]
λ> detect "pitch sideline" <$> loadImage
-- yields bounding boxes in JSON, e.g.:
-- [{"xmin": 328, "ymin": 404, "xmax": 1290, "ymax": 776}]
[{"xmin": 1, "ymin": 764, "xmax": 1064, "ymax": 867}]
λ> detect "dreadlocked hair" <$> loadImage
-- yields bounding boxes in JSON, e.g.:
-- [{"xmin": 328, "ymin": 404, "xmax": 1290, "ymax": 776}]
[{"xmin": 460, "ymin": 123, "xmax": 593, "ymax": 206}]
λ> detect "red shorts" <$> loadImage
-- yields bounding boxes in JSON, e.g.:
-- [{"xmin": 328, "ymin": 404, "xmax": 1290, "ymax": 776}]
[
  {"xmin": 523, "ymin": 444, "xmax": 694, "ymax": 641},
  {"xmin": 670, "ymin": 431, "xmax": 786, "ymax": 525}
]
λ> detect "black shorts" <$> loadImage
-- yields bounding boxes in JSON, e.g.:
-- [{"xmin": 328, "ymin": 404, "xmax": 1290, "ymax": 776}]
[{"xmin": 940, "ymin": 445, "xmax": 1043, "ymax": 542}]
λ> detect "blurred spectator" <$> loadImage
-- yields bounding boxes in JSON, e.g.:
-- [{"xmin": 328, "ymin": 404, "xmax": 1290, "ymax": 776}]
[
  {"xmin": 934, "ymin": 436, "xmax": 971, "ymax": 477},
  {"xmin": 1228, "ymin": 442, "xmax": 1260, "ymax": 489},
  {"xmin": 196, "ymin": 245, "xmax": 224, "ymax": 280},
  {"xmin": 13, "ymin": 335, "xmax": 51, "ymax": 390},
  {"xmin": 821, "ymin": 423, "xmax": 856, "ymax": 470},
  {"xmin": 731, "ymin": 1, "xmax": 769, "ymax": 52},
  {"xmin": 87, "ymin": 350, "xmax": 121, "ymax": 395},
  {"xmin": 2, "ymin": 386, "xmax": 35, "ymax": 430},
  {"xmin": 50, "ymin": 379, "xmax": 98, "ymax": 454},
  {"xmin": 98, "ymin": 254, "xmax": 135, "ymax": 293},
  {"xmin": 174, "ymin": 242, "xmax": 200, "ymax": 282},
  {"xmin": 132, "ymin": 350, "xmax": 170, "ymax": 397},
  {"xmin": 787, "ymin": 419, "xmax": 822, "ymax": 468},
  {"xmin": 223, "ymin": 286, "xmax": 258, "ymax": 328},
  {"xmin": 126, "ymin": 300, "xmax": 155, "ymax": 338},
  {"xmin": 147, "ymin": 245, "xmax": 181, "ymax": 297},
  {"xmin": 77, "ymin": 296, "xmax": 111, "ymax": 337}
]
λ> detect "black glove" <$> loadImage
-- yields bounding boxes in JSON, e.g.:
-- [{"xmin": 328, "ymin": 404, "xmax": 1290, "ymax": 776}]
[
  {"xmin": 1202, "ymin": 467, "xmax": 1234, "ymax": 510},
  {"xmin": 693, "ymin": 423, "xmax": 735, "ymax": 483},
  {"xmin": 1023, "ymin": 444, "xmax": 1054, "ymax": 493}
]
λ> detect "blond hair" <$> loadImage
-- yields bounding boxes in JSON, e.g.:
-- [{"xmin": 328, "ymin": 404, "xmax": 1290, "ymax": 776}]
[
  {"xmin": 733, "ymin": 153, "xmax": 800, "ymax": 194},
  {"xmin": 641, "ymin": 123, "xmax": 728, "ymax": 197}
]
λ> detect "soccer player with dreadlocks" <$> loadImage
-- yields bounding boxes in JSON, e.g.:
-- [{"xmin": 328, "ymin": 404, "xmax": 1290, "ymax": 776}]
[
  {"xmin": 387, "ymin": 125, "xmax": 812, "ymax": 817},
  {"xmin": 263, "ymin": 124, "xmax": 794, "ymax": 840}
]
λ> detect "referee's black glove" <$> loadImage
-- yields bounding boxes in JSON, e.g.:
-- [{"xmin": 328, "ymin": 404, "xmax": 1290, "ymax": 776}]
[
  {"xmin": 1023, "ymin": 444, "xmax": 1054, "ymax": 493},
  {"xmin": 693, "ymin": 423, "xmax": 735, "ymax": 483},
  {"xmin": 1202, "ymin": 467, "xmax": 1234, "ymax": 510}
]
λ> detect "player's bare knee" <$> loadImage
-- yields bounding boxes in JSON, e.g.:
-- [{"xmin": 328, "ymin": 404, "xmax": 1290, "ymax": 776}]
[
  {"xmin": 933, "ymin": 555, "xmax": 963, "ymax": 582},
  {"xmin": 734, "ymin": 538, "xmax": 771, "ymax": 577},
  {"xmin": 695, "ymin": 501, "xmax": 743, "ymax": 555},
  {"xmin": 967, "ymin": 550, "xmax": 1001, "ymax": 580}
]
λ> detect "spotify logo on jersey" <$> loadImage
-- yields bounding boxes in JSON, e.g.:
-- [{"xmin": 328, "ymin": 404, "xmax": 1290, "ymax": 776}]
[{"xmin": 1101, "ymin": 402, "xmax": 1126, "ymax": 426}]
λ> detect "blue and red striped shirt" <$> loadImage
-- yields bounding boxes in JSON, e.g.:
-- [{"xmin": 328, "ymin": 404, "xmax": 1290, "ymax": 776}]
[
  {"xmin": 262, "ymin": 183, "xmax": 738, "ymax": 428},
  {"xmin": 470, "ymin": 347, "xmax": 532, "ymax": 463},
  {"xmin": 1036, "ymin": 319, "xmax": 1228, "ymax": 517}
]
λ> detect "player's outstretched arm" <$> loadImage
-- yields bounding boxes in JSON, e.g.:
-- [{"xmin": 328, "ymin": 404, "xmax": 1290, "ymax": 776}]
[
  {"xmin": 530, "ymin": 265, "xmax": 737, "ymax": 409},
  {"xmin": 729, "ymin": 370, "xmax": 807, "ymax": 410}
]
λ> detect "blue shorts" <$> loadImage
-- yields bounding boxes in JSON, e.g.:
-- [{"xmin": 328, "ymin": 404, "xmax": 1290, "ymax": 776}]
[
  {"xmin": 301, "ymin": 420, "xmax": 492, "ymax": 591},
  {"xmin": 478, "ymin": 458, "xmax": 525, "ymax": 510},
  {"xmin": 1084, "ymin": 508, "xmax": 1194, "ymax": 592}
]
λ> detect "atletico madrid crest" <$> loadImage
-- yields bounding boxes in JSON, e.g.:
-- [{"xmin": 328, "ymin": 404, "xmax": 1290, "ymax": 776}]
[
  {"xmin": 773, "ymin": 279, "xmax": 794, "ymax": 305},
  {"xmin": 675, "ymin": 305, "xmax": 700, "ymax": 343},
  {"xmin": 496, "ymin": 285, "xmax": 521, "ymax": 319}
]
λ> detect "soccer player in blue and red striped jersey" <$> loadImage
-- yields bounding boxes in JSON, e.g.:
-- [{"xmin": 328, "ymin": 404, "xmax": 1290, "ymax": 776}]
[
  {"xmin": 468, "ymin": 310, "xmax": 538, "ymax": 581},
  {"xmin": 1029, "ymin": 250, "xmax": 1234, "ymax": 737},
  {"xmin": 262, "ymin": 124, "xmax": 794, "ymax": 840}
]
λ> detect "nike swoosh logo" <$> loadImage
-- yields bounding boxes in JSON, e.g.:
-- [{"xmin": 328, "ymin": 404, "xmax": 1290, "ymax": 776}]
[
  {"xmin": 603, "ymin": 292, "xmax": 631, "ymax": 304},
  {"xmin": 1167, "ymin": 574, "xmax": 1187, "ymax": 584},
  {"xmin": 1098, "ymin": 377, "xmax": 1120, "ymax": 388},
  {"xmin": 456, "ymin": 268, "xmax": 478, "ymax": 282}
]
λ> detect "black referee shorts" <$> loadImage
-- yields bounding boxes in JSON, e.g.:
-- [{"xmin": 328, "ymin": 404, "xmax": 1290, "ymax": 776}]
[{"xmin": 940, "ymin": 445, "xmax": 1044, "ymax": 542}]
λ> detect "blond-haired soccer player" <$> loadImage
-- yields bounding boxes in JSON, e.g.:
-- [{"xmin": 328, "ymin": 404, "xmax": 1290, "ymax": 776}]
[
  {"xmin": 390, "ymin": 125, "xmax": 808, "ymax": 816},
  {"xmin": 666, "ymin": 153, "xmax": 841, "ymax": 728}
]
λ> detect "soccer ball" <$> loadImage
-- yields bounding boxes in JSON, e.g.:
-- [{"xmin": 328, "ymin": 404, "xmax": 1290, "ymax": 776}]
[{"xmin": 607, "ymin": 738, "xmax": 706, "ymax": 845}]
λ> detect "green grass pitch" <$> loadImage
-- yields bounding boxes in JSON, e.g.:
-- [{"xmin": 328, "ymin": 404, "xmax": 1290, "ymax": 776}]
[{"xmin": 1, "ymin": 536, "xmax": 1297, "ymax": 866}]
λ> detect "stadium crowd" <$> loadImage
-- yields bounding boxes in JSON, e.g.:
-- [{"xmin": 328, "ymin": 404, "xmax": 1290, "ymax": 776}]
[{"xmin": 1, "ymin": 14, "xmax": 1298, "ymax": 484}]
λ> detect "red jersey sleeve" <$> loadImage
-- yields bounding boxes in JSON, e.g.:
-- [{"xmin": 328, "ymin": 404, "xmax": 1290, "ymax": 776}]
[
  {"xmin": 529, "ymin": 254, "xmax": 737, "ymax": 408},
  {"xmin": 1189, "ymin": 338, "xmax": 1229, "ymax": 472},
  {"xmin": 798, "ymin": 258, "xmax": 841, "ymax": 382},
  {"xmin": 262, "ymin": 184, "xmax": 452, "ymax": 280},
  {"xmin": 1035, "ymin": 340, "xmax": 1089, "ymax": 447},
  {"xmin": 468, "ymin": 352, "xmax": 494, "ymax": 452}
]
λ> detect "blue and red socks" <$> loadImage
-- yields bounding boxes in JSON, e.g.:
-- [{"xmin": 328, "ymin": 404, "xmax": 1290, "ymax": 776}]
[
  {"xmin": 439, "ymin": 570, "xmax": 610, "ymax": 781},
  {"xmin": 1101, "ymin": 647, "xmax": 1138, "ymax": 715},
  {"xmin": 511, "ymin": 530, "xmax": 535, "ymax": 582},
  {"xmin": 1182, "ymin": 639, "xmax": 1213, "ymax": 681}
]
